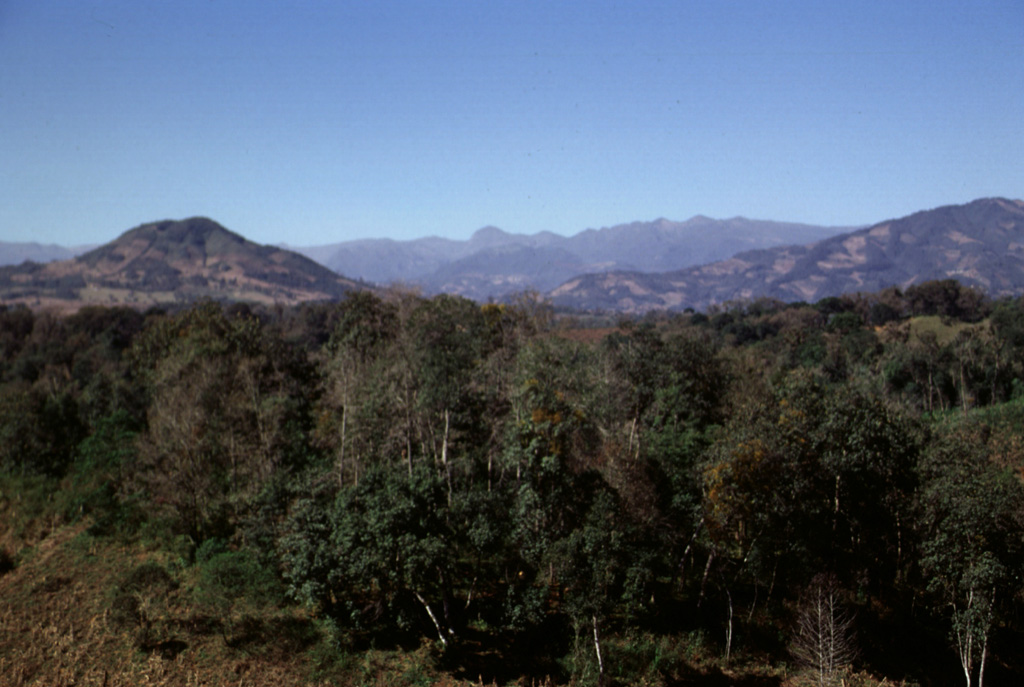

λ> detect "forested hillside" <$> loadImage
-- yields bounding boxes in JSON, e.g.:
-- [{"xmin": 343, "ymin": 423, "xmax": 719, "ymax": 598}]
[{"xmin": 2, "ymin": 281, "xmax": 1023, "ymax": 686}]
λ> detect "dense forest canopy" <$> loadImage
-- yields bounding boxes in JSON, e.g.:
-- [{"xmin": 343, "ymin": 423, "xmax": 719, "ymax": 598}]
[{"xmin": 1, "ymin": 279, "xmax": 1023, "ymax": 686}]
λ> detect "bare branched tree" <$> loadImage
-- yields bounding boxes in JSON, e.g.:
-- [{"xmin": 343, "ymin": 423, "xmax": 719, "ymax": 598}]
[{"xmin": 791, "ymin": 573, "xmax": 857, "ymax": 687}]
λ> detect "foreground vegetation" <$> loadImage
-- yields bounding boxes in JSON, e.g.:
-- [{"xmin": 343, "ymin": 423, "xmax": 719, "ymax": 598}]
[{"xmin": 1, "ymin": 279, "xmax": 1023, "ymax": 686}]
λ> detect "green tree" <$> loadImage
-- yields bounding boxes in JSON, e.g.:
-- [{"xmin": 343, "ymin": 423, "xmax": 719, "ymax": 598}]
[
  {"xmin": 918, "ymin": 427, "xmax": 1024, "ymax": 687},
  {"xmin": 281, "ymin": 464, "xmax": 458, "ymax": 645},
  {"xmin": 0, "ymin": 381, "xmax": 84, "ymax": 477},
  {"xmin": 555, "ymin": 485, "xmax": 651, "ymax": 682},
  {"xmin": 318, "ymin": 291, "xmax": 399, "ymax": 485},
  {"xmin": 703, "ymin": 372, "xmax": 919, "ymax": 606},
  {"xmin": 0, "ymin": 304, "xmax": 35, "ymax": 370},
  {"xmin": 816, "ymin": 388, "xmax": 919, "ymax": 589},
  {"xmin": 601, "ymin": 322, "xmax": 664, "ymax": 464},
  {"xmin": 633, "ymin": 331, "xmax": 728, "ymax": 598},
  {"xmin": 905, "ymin": 279, "xmax": 988, "ymax": 321},
  {"xmin": 947, "ymin": 325, "xmax": 1000, "ymax": 412},
  {"xmin": 132, "ymin": 302, "xmax": 313, "ymax": 541},
  {"xmin": 987, "ymin": 297, "xmax": 1024, "ymax": 401},
  {"xmin": 408, "ymin": 295, "xmax": 489, "ymax": 498},
  {"xmin": 68, "ymin": 409, "xmax": 143, "ymax": 536}
]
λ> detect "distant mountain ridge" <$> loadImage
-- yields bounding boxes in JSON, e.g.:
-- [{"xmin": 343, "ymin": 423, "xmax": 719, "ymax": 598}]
[
  {"xmin": 0, "ymin": 242, "xmax": 95, "ymax": 266},
  {"xmin": 548, "ymin": 198, "xmax": 1024, "ymax": 312},
  {"xmin": 0, "ymin": 217, "xmax": 363, "ymax": 310},
  {"xmin": 290, "ymin": 217, "xmax": 852, "ymax": 300},
  {"xmin": 6, "ymin": 199, "xmax": 1022, "ymax": 314}
]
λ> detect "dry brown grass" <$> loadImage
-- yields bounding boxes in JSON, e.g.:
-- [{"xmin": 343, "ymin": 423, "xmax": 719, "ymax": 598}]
[
  {"xmin": 0, "ymin": 522, "xmax": 334, "ymax": 687},
  {"xmin": 0, "ymin": 516, "xmax": 521, "ymax": 687}
]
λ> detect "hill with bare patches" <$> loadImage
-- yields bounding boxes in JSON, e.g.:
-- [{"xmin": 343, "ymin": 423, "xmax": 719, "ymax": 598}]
[
  {"xmin": 0, "ymin": 218, "xmax": 364, "ymax": 310},
  {"xmin": 549, "ymin": 198, "xmax": 1024, "ymax": 312}
]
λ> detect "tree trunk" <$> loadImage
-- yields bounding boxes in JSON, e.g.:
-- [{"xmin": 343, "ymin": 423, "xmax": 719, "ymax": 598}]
[
  {"xmin": 977, "ymin": 587, "xmax": 995, "ymax": 687},
  {"xmin": 895, "ymin": 511, "xmax": 903, "ymax": 583},
  {"xmin": 697, "ymin": 550, "xmax": 715, "ymax": 608},
  {"xmin": 724, "ymin": 588, "xmax": 733, "ymax": 663},
  {"xmin": 487, "ymin": 448, "xmax": 493, "ymax": 493},
  {"xmin": 676, "ymin": 522, "xmax": 703, "ymax": 591},
  {"xmin": 978, "ymin": 637, "xmax": 987, "ymax": 687},
  {"xmin": 747, "ymin": 581, "xmax": 759, "ymax": 623},
  {"xmin": 833, "ymin": 474, "xmax": 841, "ymax": 541},
  {"xmin": 954, "ymin": 592, "xmax": 974, "ymax": 687},
  {"xmin": 403, "ymin": 373, "xmax": 414, "ymax": 478},
  {"xmin": 626, "ymin": 411, "xmax": 634, "ymax": 464},
  {"xmin": 441, "ymin": 408, "xmax": 452, "ymax": 503},
  {"xmin": 960, "ymin": 356, "xmax": 969, "ymax": 417},
  {"xmin": 338, "ymin": 402, "xmax": 347, "ymax": 487},
  {"xmin": 927, "ymin": 370, "xmax": 935, "ymax": 412},
  {"xmin": 414, "ymin": 591, "xmax": 449, "ymax": 648},
  {"xmin": 592, "ymin": 614, "xmax": 605, "ymax": 681}
]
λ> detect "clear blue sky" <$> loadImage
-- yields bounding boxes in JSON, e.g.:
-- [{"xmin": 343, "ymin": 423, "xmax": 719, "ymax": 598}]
[{"xmin": 2, "ymin": 1, "xmax": 1022, "ymax": 246}]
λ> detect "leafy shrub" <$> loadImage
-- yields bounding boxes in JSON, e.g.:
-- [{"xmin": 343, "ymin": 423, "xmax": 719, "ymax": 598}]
[
  {"xmin": 196, "ymin": 548, "xmax": 282, "ymax": 610},
  {"xmin": 223, "ymin": 614, "xmax": 321, "ymax": 654},
  {"xmin": 612, "ymin": 632, "xmax": 686, "ymax": 684},
  {"xmin": 108, "ymin": 562, "xmax": 177, "ymax": 633},
  {"xmin": 108, "ymin": 592, "xmax": 142, "ymax": 630},
  {"xmin": 119, "ymin": 561, "xmax": 177, "ymax": 594},
  {"xmin": 195, "ymin": 536, "xmax": 228, "ymax": 564},
  {"xmin": 826, "ymin": 311, "xmax": 863, "ymax": 334}
]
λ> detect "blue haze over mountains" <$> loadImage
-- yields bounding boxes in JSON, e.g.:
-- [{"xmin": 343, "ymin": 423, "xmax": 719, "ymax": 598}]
[
  {"xmin": 6, "ymin": 198, "xmax": 1024, "ymax": 312},
  {"xmin": 0, "ymin": 242, "xmax": 96, "ymax": 266},
  {"xmin": 548, "ymin": 198, "xmax": 1024, "ymax": 312},
  {"xmin": 284, "ymin": 216, "xmax": 854, "ymax": 300}
]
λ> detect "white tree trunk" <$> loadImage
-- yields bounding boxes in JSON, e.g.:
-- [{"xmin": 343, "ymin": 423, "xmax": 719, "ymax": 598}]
[
  {"xmin": 953, "ymin": 592, "xmax": 973, "ymax": 687},
  {"xmin": 724, "ymin": 588, "xmax": 734, "ymax": 663},
  {"xmin": 442, "ymin": 408, "xmax": 452, "ymax": 503},
  {"xmin": 414, "ymin": 591, "xmax": 448, "ymax": 647},
  {"xmin": 338, "ymin": 402, "xmax": 347, "ymax": 487},
  {"xmin": 978, "ymin": 636, "xmax": 987, "ymax": 687}
]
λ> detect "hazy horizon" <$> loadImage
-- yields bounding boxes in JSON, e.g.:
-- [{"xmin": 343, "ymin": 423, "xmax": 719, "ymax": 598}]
[
  {"xmin": 3, "ymin": 1, "xmax": 1021, "ymax": 246},
  {"xmin": 0, "ymin": 210, "xmax": 863, "ymax": 252}
]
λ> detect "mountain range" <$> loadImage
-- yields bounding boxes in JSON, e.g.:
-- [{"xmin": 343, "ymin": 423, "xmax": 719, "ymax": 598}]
[
  {"xmin": 0, "ymin": 242, "xmax": 95, "ymax": 266},
  {"xmin": 2, "ymin": 198, "xmax": 1022, "ymax": 312},
  {"xmin": 550, "ymin": 198, "xmax": 1024, "ymax": 312},
  {"xmin": 287, "ymin": 217, "xmax": 851, "ymax": 300}
]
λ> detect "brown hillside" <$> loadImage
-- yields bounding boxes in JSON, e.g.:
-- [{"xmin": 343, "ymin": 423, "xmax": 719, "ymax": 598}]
[
  {"xmin": 549, "ymin": 198, "xmax": 1024, "ymax": 312},
  {"xmin": 0, "ymin": 521, "xmax": 323, "ymax": 686},
  {"xmin": 0, "ymin": 218, "xmax": 366, "ymax": 311}
]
